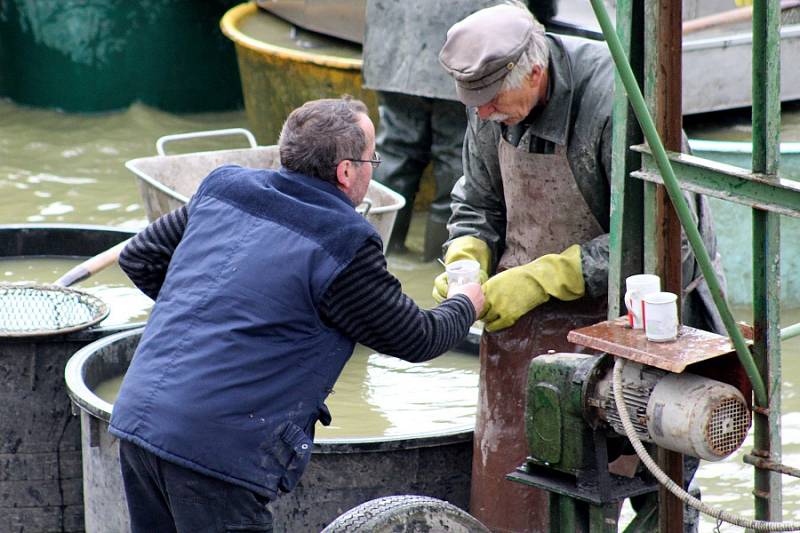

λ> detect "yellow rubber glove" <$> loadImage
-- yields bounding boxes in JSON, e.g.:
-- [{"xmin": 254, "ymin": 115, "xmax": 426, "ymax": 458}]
[
  {"xmin": 482, "ymin": 244, "xmax": 585, "ymax": 332},
  {"xmin": 432, "ymin": 236, "xmax": 491, "ymax": 303}
]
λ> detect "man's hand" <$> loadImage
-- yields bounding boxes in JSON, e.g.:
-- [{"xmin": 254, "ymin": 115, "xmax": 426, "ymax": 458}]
[
  {"xmin": 432, "ymin": 236, "xmax": 491, "ymax": 303},
  {"xmin": 482, "ymin": 244, "xmax": 585, "ymax": 332},
  {"xmin": 447, "ymin": 281, "xmax": 484, "ymax": 318}
]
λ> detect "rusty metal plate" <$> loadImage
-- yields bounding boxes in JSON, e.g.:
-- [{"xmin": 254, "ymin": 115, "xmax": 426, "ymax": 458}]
[{"xmin": 567, "ymin": 317, "xmax": 751, "ymax": 373}]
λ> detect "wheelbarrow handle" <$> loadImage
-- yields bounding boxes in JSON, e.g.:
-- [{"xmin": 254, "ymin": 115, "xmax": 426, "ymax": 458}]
[
  {"xmin": 357, "ymin": 198, "xmax": 373, "ymax": 218},
  {"xmin": 156, "ymin": 128, "xmax": 258, "ymax": 156}
]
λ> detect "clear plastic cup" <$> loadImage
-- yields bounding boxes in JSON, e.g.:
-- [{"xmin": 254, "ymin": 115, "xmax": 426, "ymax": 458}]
[{"xmin": 446, "ymin": 259, "xmax": 481, "ymax": 288}]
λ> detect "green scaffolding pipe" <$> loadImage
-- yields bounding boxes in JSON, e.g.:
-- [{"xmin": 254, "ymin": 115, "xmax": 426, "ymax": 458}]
[
  {"xmin": 783, "ymin": 322, "xmax": 800, "ymax": 342},
  {"xmin": 589, "ymin": 0, "xmax": 768, "ymax": 407}
]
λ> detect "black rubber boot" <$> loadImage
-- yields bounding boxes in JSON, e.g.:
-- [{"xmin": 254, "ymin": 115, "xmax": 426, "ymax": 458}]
[{"xmin": 386, "ymin": 207, "xmax": 413, "ymax": 255}]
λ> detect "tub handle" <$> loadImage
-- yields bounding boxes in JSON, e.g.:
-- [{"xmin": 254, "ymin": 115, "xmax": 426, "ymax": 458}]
[{"xmin": 156, "ymin": 128, "xmax": 258, "ymax": 156}]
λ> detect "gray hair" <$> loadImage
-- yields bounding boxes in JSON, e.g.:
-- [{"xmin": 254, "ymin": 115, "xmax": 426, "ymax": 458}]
[
  {"xmin": 279, "ymin": 97, "xmax": 369, "ymax": 184},
  {"xmin": 499, "ymin": 1, "xmax": 548, "ymax": 92}
]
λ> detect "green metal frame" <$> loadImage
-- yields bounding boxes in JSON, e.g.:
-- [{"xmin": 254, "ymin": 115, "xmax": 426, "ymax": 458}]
[{"xmin": 595, "ymin": 0, "xmax": 795, "ymax": 525}]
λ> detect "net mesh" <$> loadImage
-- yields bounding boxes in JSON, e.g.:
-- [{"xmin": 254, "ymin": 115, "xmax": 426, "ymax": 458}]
[{"xmin": 0, "ymin": 283, "xmax": 109, "ymax": 337}]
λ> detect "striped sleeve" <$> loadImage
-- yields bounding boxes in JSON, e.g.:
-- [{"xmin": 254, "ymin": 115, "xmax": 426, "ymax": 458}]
[
  {"xmin": 319, "ymin": 240, "xmax": 475, "ymax": 363},
  {"xmin": 119, "ymin": 205, "xmax": 189, "ymax": 300}
]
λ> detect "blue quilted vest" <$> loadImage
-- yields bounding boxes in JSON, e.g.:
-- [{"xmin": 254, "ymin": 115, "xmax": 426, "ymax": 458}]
[{"xmin": 109, "ymin": 165, "xmax": 380, "ymax": 499}]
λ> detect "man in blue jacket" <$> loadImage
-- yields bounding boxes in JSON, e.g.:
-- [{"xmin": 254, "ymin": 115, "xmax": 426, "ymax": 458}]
[{"xmin": 109, "ymin": 97, "xmax": 484, "ymax": 533}]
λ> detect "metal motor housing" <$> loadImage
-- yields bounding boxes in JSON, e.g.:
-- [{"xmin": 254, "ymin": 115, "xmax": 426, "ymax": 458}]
[
  {"xmin": 646, "ymin": 372, "xmax": 751, "ymax": 460},
  {"xmin": 522, "ymin": 353, "xmax": 658, "ymax": 506},
  {"xmin": 591, "ymin": 360, "xmax": 751, "ymax": 461},
  {"xmin": 526, "ymin": 353, "xmax": 751, "ymax": 471}
]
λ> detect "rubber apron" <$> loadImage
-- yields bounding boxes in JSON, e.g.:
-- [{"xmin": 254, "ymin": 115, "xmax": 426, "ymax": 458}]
[{"xmin": 470, "ymin": 137, "xmax": 607, "ymax": 532}]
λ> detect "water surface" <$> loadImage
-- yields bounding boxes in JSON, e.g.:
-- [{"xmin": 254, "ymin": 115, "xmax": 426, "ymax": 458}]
[
  {"xmin": 93, "ymin": 343, "xmax": 478, "ymax": 440},
  {"xmin": 237, "ymin": 8, "xmax": 362, "ymax": 60}
]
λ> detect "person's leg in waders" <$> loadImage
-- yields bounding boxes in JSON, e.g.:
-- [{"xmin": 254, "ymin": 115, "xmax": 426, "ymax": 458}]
[
  {"xmin": 426, "ymin": 98, "xmax": 467, "ymax": 262},
  {"xmin": 373, "ymin": 91, "xmax": 432, "ymax": 254}
]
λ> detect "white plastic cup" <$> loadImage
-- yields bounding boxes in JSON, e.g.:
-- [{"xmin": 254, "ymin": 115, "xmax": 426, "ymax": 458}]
[
  {"xmin": 446, "ymin": 259, "xmax": 481, "ymax": 288},
  {"xmin": 624, "ymin": 274, "xmax": 661, "ymax": 329},
  {"xmin": 644, "ymin": 292, "xmax": 679, "ymax": 342}
]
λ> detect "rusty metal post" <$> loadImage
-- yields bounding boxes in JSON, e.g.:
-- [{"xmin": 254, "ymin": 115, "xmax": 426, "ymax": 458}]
[{"xmin": 644, "ymin": 1, "xmax": 684, "ymax": 531}]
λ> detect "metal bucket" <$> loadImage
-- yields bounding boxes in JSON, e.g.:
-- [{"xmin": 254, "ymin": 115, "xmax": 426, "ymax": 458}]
[
  {"xmin": 65, "ymin": 328, "xmax": 474, "ymax": 532},
  {"xmin": 0, "ymin": 224, "xmax": 144, "ymax": 533}
]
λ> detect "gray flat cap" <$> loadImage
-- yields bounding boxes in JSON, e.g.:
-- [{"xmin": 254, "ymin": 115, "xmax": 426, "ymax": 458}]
[{"xmin": 439, "ymin": 4, "xmax": 533, "ymax": 107}]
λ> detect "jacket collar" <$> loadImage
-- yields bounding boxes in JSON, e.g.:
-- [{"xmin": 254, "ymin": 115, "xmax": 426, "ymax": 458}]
[{"xmin": 278, "ymin": 167, "xmax": 355, "ymax": 207}]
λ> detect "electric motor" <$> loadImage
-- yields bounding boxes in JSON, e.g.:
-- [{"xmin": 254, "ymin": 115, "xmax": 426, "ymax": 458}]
[{"xmin": 591, "ymin": 360, "xmax": 751, "ymax": 461}]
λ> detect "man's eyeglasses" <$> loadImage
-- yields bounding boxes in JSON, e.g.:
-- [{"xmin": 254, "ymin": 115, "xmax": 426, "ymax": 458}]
[{"xmin": 346, "ymin": 151, "xmax": 382, "ymax": 169}]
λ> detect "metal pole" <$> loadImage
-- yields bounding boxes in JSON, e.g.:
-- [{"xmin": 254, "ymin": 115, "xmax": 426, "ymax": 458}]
[
  {"xmin": 588, "ymin": 0, "xmax": 768, "ymax": 407},
  {"xmin": 607, "ymin": 0, "xmax": 644, "ymax": 320},
  {"xmin": 783, "ymin": 323, "xmax": 800, "ymax": 341},
  {"xmin": 751, "ymin": 0, "xmax": 783, "ymax": 521}
]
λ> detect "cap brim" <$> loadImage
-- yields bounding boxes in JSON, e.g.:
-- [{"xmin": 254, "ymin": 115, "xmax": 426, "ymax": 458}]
[{"xmin": 455, "ymin": 78, "xmax": 504, "ymax": 108}]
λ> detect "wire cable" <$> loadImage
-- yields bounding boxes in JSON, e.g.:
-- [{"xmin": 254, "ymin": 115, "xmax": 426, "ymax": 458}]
[{"xmin": 612, "ymin": 357, "xmax": 800, "ymax": 531}]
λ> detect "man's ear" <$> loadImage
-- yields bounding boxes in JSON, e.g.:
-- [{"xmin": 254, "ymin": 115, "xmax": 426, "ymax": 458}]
[
  {"xmin": 529, "ymin": 65, "xmax": 543, "ymax": 87},
  {"xmin": 336, "ymin": 160, "xmax": 354, "ymax": 191}
]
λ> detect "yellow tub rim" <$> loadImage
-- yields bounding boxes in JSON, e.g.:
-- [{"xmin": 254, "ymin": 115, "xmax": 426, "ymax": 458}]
[{"xmin": 220, "ymin": 2, "xmax": 364, "ymax": 71}]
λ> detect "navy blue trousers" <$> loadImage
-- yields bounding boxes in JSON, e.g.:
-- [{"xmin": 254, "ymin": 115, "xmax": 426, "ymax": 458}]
[{"xmin": 119, "ymin": 440, "xmax": 274, "ymax": 533}]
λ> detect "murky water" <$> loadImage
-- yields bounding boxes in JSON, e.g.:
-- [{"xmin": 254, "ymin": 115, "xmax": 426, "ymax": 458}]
[
  {"xmin": 4, "ymin": 96, "xmax": 800, "ymax": 530},
  {"xmin": 92, "ymin": 343, "xmax": 477, "ymax": 440},
  {"xmin": 237, "ymin": 8, "xmax": 362, "ymax": 60},
  {"xmin": 0, "ymin": 99, "xmax": 250, "ymax": 227}
]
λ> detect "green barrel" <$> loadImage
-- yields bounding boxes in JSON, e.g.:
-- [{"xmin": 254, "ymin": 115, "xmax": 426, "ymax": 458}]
[{"xmin": 0, "ymin": 0, "xmax": 243, "ymax": 112}]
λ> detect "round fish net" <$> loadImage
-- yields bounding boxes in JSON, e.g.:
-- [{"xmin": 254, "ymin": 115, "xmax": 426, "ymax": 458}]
[{"xmin": 0, "ymin": 283, "xmax": 109, "ymax": 337}]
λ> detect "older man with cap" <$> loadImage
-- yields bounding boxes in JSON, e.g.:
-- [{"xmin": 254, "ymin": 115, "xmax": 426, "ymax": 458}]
[
  {"xmin": 362, "ymin": 1, "xmax": 559, "ymax": 260},
  {"xmin": 434, "ymin": 2, "xmax": 724, "ymax": 531}
]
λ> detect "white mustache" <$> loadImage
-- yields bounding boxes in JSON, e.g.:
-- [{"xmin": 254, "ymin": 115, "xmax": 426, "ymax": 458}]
[{"xmin": 487, "ymin": 112, "xmax": 510, "ymax": 122}]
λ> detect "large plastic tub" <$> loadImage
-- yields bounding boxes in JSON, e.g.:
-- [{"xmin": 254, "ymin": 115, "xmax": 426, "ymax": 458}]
[
  {"xmin": 0, "ymin": 1, "xmax": 242, "ymax": 112},
  {"xmin": 65, "ymin": 328, "xmax": 473, "ymax": 532},
  {"xmin": 126, "ymin": 129, "xmax": 405, "ymax": 251},
  {"xmin": 0, "ymin": 224, "xmax": 144, "ymax": 533},
  {"xmin": 220, "ymin": 2, "xmax": 378, "ymax": 144}
]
